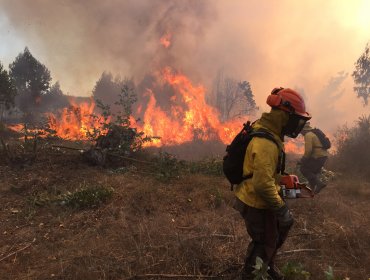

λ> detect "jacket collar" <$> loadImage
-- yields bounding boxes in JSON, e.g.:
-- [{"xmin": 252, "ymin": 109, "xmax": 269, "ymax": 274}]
[{"xmin": 253, "ymin": 109, "xmax": 289, "ymax": 142}]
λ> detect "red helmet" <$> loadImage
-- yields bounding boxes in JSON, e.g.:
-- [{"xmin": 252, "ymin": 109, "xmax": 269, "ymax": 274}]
[{"xmin": 266, "ymin": 87, "xmax": 311, "ymax": 119}]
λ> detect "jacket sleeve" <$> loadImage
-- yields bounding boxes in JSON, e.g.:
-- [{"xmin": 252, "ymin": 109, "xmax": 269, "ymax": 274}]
[
  {"xmin": 303, "ymin": 133, "xmax": 313, "ymax": 158},
  {"xmin": 249, "ymin": 138, "xmax": 285, "ymax": 210}
]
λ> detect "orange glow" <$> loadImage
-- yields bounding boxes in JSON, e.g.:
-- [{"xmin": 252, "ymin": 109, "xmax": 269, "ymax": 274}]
[
  {"xmin": 160, "ymin": 33, "xmax": 171, "ymax": 48},
  {"xmin": 284, "ymin": 137, "xmax": 304, "ymax": 155}
]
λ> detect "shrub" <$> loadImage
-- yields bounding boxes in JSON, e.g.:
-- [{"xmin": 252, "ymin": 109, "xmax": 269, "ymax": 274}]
[
  {"xmin": 332, "ymin": 115, "xmax": 370, "ymax": 179},
  {"xmin": 60, "ymin": 185, "xmax": 114, "ymax": 209},
  {"xmin": 89, "ymin": 84, "xmax": 156, "ymax": 155},
  {"xmin": 151, "ymin": 152, "xmax": 185, "ymax": 182},
  {"xmin": 282, "ymin": 262, "xmax": 310, "ymax": 280},
  {"xmin": 187, "ymin": 158, "xmax": 223, "ymax": 176}
]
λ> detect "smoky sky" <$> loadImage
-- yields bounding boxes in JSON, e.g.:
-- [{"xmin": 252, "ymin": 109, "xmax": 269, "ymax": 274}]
[
  {"xmin": 0, "ymin": 0, "xmax": 218, "ymax": 92},
  {"xmin": 1, "ymin": 0, "xmax": 369, "ymax": 132}
]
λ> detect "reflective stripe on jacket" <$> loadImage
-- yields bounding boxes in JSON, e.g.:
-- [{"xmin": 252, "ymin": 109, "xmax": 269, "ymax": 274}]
[{"xmin": 234, "ymin": 109, "xmax": 287, "ymax": 210}]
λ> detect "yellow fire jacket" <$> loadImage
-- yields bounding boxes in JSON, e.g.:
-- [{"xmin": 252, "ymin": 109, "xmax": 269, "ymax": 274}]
[
  {"xmin": 234, "ymin": 109, "xmax": 287, "ymax": 210},
  {"xmin": 303, "ymin": 131, "xmax": 329, "ymax": 159}
]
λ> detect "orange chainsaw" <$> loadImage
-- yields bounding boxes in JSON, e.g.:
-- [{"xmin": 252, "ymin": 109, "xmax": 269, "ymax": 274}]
[{"xmin": 280, "ymin": 174, "xmax": 314, "ymax": 198}]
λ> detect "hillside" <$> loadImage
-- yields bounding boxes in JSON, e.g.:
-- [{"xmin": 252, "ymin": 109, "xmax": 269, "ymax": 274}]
[{"xmin": 0, "ymin": 147, "xmax": 369, "ymax": 280}]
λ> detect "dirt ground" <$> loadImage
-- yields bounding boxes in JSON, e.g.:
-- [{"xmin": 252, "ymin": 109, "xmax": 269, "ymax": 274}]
[{"xmin": 0, "ymin": 145, "xmax": 369, "ymax": 280}]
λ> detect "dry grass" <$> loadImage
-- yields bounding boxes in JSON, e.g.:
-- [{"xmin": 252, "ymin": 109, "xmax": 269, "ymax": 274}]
[{"xmin": 0, "ymin": 145, "xmax": 369, "ymax": 280}]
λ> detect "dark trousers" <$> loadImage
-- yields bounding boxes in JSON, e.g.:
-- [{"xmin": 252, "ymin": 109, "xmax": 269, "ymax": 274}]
[
  {"xmin": 300, "ymin": 156, "xmax": 327, "ymax": 188},
  {"xmin": 234, "ymin": 198, "xmax": 292, "ymax": 277}
]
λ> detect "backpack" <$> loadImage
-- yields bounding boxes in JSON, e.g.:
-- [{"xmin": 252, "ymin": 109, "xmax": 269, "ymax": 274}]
[
  {"xmin": 223, "ymin": 121, "xmax": 285, "ymax": 189},
  {"xmin": 311, "ymin": 128, "xmax": 331, "ymax": 149}
]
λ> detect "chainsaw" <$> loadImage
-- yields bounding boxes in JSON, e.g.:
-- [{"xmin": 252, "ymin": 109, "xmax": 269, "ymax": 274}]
[{"xmin": 280, "ymin": 174, "xmax": 314, "ymax": 198}]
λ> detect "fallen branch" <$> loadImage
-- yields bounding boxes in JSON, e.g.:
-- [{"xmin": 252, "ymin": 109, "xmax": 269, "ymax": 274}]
[
  {"xmin": 52, "ymin": 144, "xmax": 83, "ymax": 151},
  {"xmin": 107, "ymin": 153, "xmax": 157, "ymax": 165},
  {"xmin": 278, "ymin": 248, "xmax": 319, "ymax": 255},
  {"xmin": 0, "ymin": 238, "xmax": 36, "ymax": 262},
  {"xmin": 128, "ymin": 274, "xmax": 219, "ymax": 279}
]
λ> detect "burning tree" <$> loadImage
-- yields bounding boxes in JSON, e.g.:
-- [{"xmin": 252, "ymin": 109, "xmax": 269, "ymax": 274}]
[{"xmin": 352, "ymin": 43, "xmax": 370, "ymax": 105}]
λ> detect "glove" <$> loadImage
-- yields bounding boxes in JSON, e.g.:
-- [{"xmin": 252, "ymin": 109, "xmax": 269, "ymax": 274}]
[{"xmin": 275, "ymin": 204, "xmax": 294, "ymax": 229}]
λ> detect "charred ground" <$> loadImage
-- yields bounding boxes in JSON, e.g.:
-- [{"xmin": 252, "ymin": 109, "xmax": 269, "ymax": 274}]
[{"xmin": 0, "ymin": 138, "xmax": 369, "ymax": 280}]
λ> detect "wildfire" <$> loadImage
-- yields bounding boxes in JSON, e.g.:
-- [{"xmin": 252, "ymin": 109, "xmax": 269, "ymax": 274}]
[
  {"xmin": 136, "ymin": 67, "xmax": 244, "ymax": 146},
  {"xmin": 6, "ymin": 68, "xmax": 305, "ymax": 156},
  {"xmin": 47, "ymin": 100, "xmax": 109, "ymax": 140}
]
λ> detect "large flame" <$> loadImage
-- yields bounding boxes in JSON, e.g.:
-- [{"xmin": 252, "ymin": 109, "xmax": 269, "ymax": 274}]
[
  {"xmin": 47, "ymin": 100, "xmax": 109, "ymax": 140},
  {"xmin": 136, "ymin": 67, "xmax": 243, "ymax": 146}
]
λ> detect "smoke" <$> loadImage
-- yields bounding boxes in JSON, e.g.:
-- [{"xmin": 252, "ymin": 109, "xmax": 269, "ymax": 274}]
[
  {"xmin": 0, "ymin": 0, "xmax": 217, "ymax": 94},
  {"xmin": 1, "ymin": 0, "xmax": 369, "ymax": 132}
]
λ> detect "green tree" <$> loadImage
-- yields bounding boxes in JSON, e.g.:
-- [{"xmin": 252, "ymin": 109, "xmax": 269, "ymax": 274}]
[
  {"xmin": 9, "ymin": 47, "xmax": 51, "ymax": 113},
  {"xmin": 352, "ymin": 43, "xmax": 370, "ymax": 105},
  {"xmin": 0, "ymin": 62, "xmax": 17, "ymax": 121}
]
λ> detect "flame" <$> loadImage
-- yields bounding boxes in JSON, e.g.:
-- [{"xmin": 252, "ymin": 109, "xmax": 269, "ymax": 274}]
[
  {"xmin": 47, "ymin": 100, "xmax": 108, "ymax": 140},
  {"xmin": 160, "ymin": 33, "xmax": 171, "ymax": 48},
  {"xmin": 136, "ymin": 67, "xmax": 246, "ymax": 146}
]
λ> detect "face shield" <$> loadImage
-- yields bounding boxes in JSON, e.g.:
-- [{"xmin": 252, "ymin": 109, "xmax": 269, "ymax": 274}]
[{"xmin": 282, "ymin": 114, "xmax": 308, "ymax": 138}]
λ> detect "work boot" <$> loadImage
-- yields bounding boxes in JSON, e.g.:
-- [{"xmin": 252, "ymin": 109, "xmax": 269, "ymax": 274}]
[{"xmin": 314, "ymin": 181, "xmax": 327, "ymax": 194}]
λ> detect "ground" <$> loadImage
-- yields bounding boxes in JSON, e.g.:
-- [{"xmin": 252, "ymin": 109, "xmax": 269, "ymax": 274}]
[{"xmin": 0, "ymin": 144, "xmax": 369, "ymax": 280}]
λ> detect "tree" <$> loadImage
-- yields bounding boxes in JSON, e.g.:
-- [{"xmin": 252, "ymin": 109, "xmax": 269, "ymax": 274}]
[
  {"xmin": 9, "ymin": 47, "xmax": 51, "ymax": 113},
  {"xmin": 42, "ymin": 81, "xmax": 69, "ymax": 111},
  {"xmin": 352, "ymin": 43, "xmax": 370, "ymax": 105},
  {"xmin": 210, "ymin": 69, "xmax": 258, "ymax": 121},
  {"xmin": 92, "ymin": 72, "xmax": 134, "ymax": 111},
  {"xmin": 0, "ymin": 62, "xmax": 17, "ymax": 121}
]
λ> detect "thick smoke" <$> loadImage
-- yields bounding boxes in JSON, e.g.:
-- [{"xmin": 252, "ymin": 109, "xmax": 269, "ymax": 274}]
[
  {"xmin": 1, "ymin": 0, "xmax": 217, "ymax": 94},
  {"xmin": 1, "ymin": 0, "xmax": 369, "ymax": 132}
]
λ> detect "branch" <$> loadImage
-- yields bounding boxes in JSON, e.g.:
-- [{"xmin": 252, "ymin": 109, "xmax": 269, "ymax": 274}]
[
  {"xmin": 0, "ymin": 238, "xmax": 36, "ymax": 262},
  {"xmin": 127, "ymin": 274, "xmax": 219, "ymax": 279},
  {"xmin": 52, "ymin": 144, "xmax": 84, "ymax": 151},
  {"xmin": 278, "ymin": 249, "xmax": 319, "ymax": 255}
]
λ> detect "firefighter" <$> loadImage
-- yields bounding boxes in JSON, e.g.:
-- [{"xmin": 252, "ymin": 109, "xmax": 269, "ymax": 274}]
[
  {"xmin": 233, "ymin": 87, "xmax": 311, "ymax": 280},
  {"xmin": 299, "ymin": 122, "xmax": 328, "ymax": 194}
]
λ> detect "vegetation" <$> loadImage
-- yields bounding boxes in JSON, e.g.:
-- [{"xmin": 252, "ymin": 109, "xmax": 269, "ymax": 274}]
[
  {"xmin": 282, "ymin": 261, "xmax": 310, "ymax": 280},
  {"xmin": 210, "ymin": 69, "xmax": 258, "ymax": 121},
  {"xmin": 0, "ymin": 61, "xmax": 17, "ymax": 120},
  {"xmin": 92, "ymin": 71, "xmax": 132, "ymax": 111},
  {"xmin": 90, "ymin": 83, "xmax": 155, "ymax": 155},
  {"xmin": 59, "ymin": 185, "xmax": 113, "ymax": 209},
  {"xmin": 352, "ymin": 43, "xmax": 370, "ymax": 105},
  {"xmin": 9, "ymin": 47, "xmax": 51, "ymax": 114},
  {"xmin": 332, "ymin": 115, "xmax": 370, "ymax": 179}
]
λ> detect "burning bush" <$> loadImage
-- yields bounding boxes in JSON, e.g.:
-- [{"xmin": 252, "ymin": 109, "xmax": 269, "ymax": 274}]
[{"xmin": 331, "ymin": 115, "xmax": 370, "ymax": 179}]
